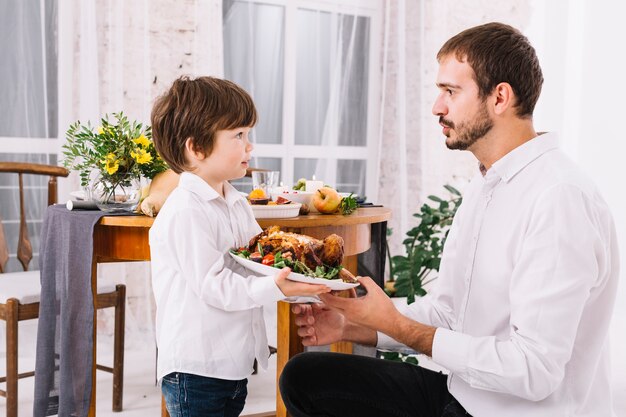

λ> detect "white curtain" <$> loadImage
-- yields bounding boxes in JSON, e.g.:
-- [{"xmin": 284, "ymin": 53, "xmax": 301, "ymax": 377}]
[
  {"xmin": 0, "ymin": 0, "xmax": 58, "ymax": 273},
  {"xmin": 223, "ymin": 0, "xmax": 284, "ymax": 145},
  {"xmin": 223, "ymin": 0, "xmax": 371, "ymax": 196},
  {"xmin": 0, "ymin": 0, "xmax": 55, "ymax": 138}
]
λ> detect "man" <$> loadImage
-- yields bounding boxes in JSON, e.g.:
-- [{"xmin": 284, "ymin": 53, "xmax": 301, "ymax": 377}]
[{"xmin": 279, "ymin": 22, "xmax": 619, "ymax": 417}]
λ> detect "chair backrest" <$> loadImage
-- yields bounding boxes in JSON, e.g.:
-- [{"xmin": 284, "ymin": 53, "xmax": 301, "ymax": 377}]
[{"xmin": 0, "ymin": 162, "xmax": 69, "ymax": 273}]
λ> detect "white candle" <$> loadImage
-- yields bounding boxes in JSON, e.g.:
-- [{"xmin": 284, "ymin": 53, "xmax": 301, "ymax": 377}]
[{"xmin": 305, "ymin": 179, "xmax": 324, "ymax": 193}]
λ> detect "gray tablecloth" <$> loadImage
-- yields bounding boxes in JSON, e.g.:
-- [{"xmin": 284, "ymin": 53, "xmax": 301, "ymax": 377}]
[{"xmin": 33, "ymin": 205, "xmax": 122, "ymax": 417}]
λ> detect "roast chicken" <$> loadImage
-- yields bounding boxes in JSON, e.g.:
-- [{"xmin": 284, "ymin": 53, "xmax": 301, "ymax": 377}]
[{"xmin": 248, "ymin": 226, "xmax": 356, "ymax": 283}]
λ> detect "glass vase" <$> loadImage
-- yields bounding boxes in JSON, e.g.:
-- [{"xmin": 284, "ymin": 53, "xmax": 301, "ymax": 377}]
[{"xmin": 87, "ymin": 172, "xmax": 141, "ymax": 213}]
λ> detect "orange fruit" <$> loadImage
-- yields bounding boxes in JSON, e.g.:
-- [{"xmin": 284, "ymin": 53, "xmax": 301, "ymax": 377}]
[{"xmin": 248, "ymin": 188, "xmax": 267, "ymax": 199}]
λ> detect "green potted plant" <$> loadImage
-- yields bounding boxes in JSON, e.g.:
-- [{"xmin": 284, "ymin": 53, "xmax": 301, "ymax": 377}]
[{"xmin": 386, "ymin": 185, "xmax": 462, "ymax": 304}]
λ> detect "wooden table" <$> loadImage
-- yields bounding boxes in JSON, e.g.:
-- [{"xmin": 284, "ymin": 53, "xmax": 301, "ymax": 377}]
[{"xmin": 87, "ymin": 207, "xmax": 391, "ymax": 417}]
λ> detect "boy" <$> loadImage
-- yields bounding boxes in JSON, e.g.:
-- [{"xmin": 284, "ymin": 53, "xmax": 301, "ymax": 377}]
[{"xmin": 149, "ymin": 76, "xmax": 329, "ymax": 417}]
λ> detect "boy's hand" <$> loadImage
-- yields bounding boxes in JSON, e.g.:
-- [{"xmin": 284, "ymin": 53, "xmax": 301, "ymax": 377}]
[{"xmin": 274, "ymin": 267, "xmax": 331, "ymax": 297}]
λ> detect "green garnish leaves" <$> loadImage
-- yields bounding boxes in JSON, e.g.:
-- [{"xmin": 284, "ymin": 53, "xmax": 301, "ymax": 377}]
[{"xmin": 339, "ymin": 193, "xmax": 358, "ymax": 215}]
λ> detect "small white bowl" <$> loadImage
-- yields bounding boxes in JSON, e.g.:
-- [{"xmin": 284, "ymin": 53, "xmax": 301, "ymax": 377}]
[
  {"xmin": 270, "ymin": 190, "xmax": 317, "ymax": 212},
  {"xmin": 251, "ymin": 202, "xmax": 302, "ymax": 219}
]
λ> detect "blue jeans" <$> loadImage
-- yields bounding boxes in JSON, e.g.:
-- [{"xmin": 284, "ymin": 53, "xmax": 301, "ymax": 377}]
[{"xmin": 161, "ymin": 372, "xmax": 248, "ymax": 417}]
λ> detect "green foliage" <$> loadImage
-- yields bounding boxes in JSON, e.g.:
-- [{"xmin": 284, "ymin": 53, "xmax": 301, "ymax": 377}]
[
  {"xmin": 378, "ymin": 350, "xmax": 419, "ymax": 366},
  {"xmin": 339, "ymin": 193, "xmax": 358, "ymax": 215},
  {"xmin": 389, "ymin": 185, "xmax": 462, "ymax": 304},
  {"xmin": 62, "ymin": 112, "xmax": 169, "ymax": 195}
]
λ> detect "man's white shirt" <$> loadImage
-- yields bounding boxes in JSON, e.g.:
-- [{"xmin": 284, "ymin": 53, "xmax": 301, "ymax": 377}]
[
  {"xmin": 378, "ymin": 133, "xmax": 619, "ymax": 416},
  {"xmin": 150, "ymin": 172, "xmax": 285, "ymax": 381}
]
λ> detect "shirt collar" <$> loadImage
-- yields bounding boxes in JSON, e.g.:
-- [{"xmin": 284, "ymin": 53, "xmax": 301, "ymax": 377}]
[
  {"xmin": 488, "ymin": 132, "xmax": 559, "ymax": 183},
  {"xmin": 178, "ymin": 172, "xmax": 246, "ymax": 207}
]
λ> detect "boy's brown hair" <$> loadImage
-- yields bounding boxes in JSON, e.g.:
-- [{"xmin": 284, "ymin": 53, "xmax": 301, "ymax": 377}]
[
  {"xmin": 437, "ymin": 22, "xmax": 543, "ymax": 118},
  {"xmin": 151, "ymin": 76, "xmax": 257, "ymax": 173}
]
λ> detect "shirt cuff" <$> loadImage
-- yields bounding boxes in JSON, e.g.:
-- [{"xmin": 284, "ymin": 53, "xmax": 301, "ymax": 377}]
[
  {"xmin": 432, "ymin": 328, "xmax": 471, "ymax": 374},
  {"xmin": 249, "ymin": 275, "xmax": 285, "ymax": 304}
]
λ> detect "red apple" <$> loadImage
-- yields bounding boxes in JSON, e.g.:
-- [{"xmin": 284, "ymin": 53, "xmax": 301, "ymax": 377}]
[{"xmin": 312, "ymin": 186, "xmax": 341, "ymax": 214}]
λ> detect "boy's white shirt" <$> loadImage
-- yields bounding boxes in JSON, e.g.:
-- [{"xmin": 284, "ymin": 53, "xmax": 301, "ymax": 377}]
[{"xmin": 150, "ymin": 172, "xmax": 285, "ymax": 381}]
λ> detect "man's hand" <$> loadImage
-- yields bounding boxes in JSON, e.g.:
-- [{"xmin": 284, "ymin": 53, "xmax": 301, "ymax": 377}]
[
  {"xmin": 319, "ymin": 276, "xmax": 399, "ymax": 334},
  {"xmin": 274, "ymin": 268, "xmax": 331, "ymax": 297},
  {"xmin": 319, "ymin": 276, "xmax": 437, "ymax": 356},
  {"xmin": 292, "ymin": 303, "xmax": 347, "ymax": 346}
]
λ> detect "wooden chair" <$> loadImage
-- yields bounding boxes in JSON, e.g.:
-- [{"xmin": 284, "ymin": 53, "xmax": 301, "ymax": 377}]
[{"xmin": 0, "ymin": 162, "xmax": 126, "ymax": 416}]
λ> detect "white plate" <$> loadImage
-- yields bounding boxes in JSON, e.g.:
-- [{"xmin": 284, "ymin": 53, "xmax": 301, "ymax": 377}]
[
  {"xmin": 250, "ymin": 202, "xmax": 301, "ymax": 219},
  {"xmin": 229, "ymin": 252, "xmax": 359, "ymax": 290},
  {"xmin": 284, "ymin": 296, "xmax": 322, "ymax": 304}
]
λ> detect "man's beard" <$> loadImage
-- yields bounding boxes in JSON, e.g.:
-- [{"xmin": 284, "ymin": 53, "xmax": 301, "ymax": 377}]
[{"xmin": 441, "ymin": 104, "xmax": 494, "ymax": 150}]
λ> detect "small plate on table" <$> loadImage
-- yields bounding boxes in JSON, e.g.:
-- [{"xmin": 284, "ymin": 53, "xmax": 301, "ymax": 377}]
[{"xmin": 229, "ymin": 252, "xmax": 359, "ymax": 291}]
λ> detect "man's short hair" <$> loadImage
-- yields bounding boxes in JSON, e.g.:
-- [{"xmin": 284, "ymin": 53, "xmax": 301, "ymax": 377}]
[
  {"xmin": 151, "ymin": 76, "xmax": 257, "ymax": 173},
  {"xmin": 437, "ymin": 22, "xmax": 543, "ymax": 118}
]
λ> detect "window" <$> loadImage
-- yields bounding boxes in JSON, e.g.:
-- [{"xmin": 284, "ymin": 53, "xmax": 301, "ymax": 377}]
[
  {"xmin": 0, "ymin": 0, "xmax": 58, "ymax": 272},
  {"xmin": 223, "ymin": 0, "xmax": 381, "ymax": 198}
]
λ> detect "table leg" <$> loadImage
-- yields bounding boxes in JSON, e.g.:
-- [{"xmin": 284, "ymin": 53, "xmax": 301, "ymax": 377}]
[
  {"xmin": 88, "ymin": 261, "xmax": 98, "ymax": 417},
  {"xmin": 276, "ymin": 301, "xmax": 304, "ymax": 417},
  {"xmin": 162, "ymin": 395, "xmax": 170, "ymax": 417}
]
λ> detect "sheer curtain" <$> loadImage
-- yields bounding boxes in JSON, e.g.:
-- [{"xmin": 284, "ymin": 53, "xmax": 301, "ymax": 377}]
[
  {"xmin": 295, "ymin": 10, "xmax": 370, "ymax": 194},
  {"xmin": 223, "ymin": 0, "xmax": 374, "ymax": 197},
  {"xmin": 0, "ymin": 0, "xmax": 59, "ymax": 269},
  {"xmin": 0, "ymin": 0, "xmax": 56, "ymax": 139},
  {"xmin": 223, "ymin": 0, "xmax": 284, "ymax": 145}
]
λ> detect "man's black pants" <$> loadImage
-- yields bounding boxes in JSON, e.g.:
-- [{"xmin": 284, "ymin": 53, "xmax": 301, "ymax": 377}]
[{"xmin": 279, "ymin": 352, "xmax": 471, "ymax": 417}]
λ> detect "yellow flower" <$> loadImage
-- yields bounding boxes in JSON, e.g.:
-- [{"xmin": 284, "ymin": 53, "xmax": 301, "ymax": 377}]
[
  {"xmin": 133, "ymin": 134, "xmax": 150, "ymax": 148},
  {"xmin": 97, "ymin": 126, "xmax": 104, "ymax": 135},
  {"xmin": 102, "ymin": 153, "xmax": 119, "ymax": 175},
  {"xmin": 131, "ymin": 148, "xmax": 153, "ymax": 164}
]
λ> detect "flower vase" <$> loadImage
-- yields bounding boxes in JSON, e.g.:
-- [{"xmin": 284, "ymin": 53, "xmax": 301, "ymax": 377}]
[{"xmin": 87, "ymin": 173, "xmax": 141, "ymax": 213}]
